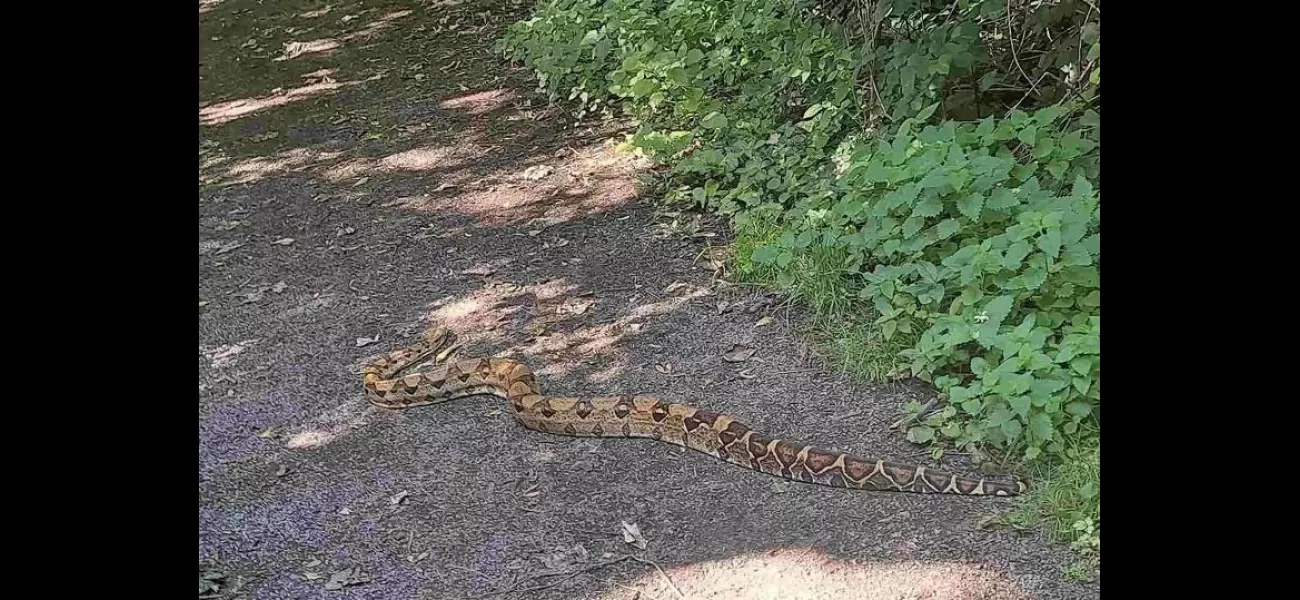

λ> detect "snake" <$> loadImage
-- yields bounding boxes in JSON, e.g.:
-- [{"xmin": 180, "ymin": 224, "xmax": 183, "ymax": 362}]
[{"xmin": 362, "ymin": 326, "xmax": 1025, "ymax": 496}]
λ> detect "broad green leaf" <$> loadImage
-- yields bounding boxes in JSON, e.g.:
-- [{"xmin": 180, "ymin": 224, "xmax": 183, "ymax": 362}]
[
  {"xmin": 700, "ymin": 112, "xmax": 728, "ymax": 129},
  {"xmin": 1065, "ymin": 401, "xmax": 1093, "ymax": 418},
  {"xmin": 752, "ymin": 245, "xmax": 779, "ymax": 264},
  {"xmin": 912, "ymin": 195, "xmax": 943, "ymax": 217},
  {"xmin": 1007, "ymin": 394, "xmax": 1031, "ymax": 419},
  {"xmin": 1003, "ymin": 240, "xmax": 1031, "ymax": 269},
  {"xmin": 685, "ymin": 48, "xmax": 705, "ymax": 65},
  {"xmin": 983, "ymin": 295, "xmax": 1014, "ymax": 327},
  {"xmin": 915, "ymin": 101, "xmax": 940, "ymax": 121},
  {"xmin": 906, "ymin": 425, "xmax": 935, "ymax": 444},
  {"xmin": 630, "ymin": 78, "xmax": 656, "ymax": 97},
  {"xmin": 956, "ymin": 193, "xmax": 984, "ymax": 220},
  {"xmin": 1017, "ymin": 125, "xmax": 1038, "ymax": 145},
  {"xmin": 1037, "ymin": 228, "xmax": 1062, "ymax": 259}
]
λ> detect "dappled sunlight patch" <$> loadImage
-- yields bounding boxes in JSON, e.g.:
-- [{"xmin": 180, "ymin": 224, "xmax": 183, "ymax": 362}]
[
  {"xmin": 315, "ymin": 140, "xmax": 490, "ymax": 186},
  {"xmin": 419, "ymin": 137, "xmax": 647, "ymax": 227},
  {"xmin": 211, "ymin": 147, "xmax": 344, "ymax": 186},
  {"xmin": 440, "ymin": 89, "xmax": 517, "ymax": 116},
  {"xmin": 527, "ymin": 278, "xmax": 578, "ymax": 303},
  {"xmin": 381, "ymin": 145, "xmax": 462, "ymax": 171},
  {"xmin": 600, "ymin": 548, "xmax": 1029, "ymax": 600},
  {"xmin": 198, "ymin": 0, "xmax": 224, "ymax": 14},
  {"xmin": 300, "ymin": 5, "xmax": 332, "ymax": 18},
  {"xmin": 276, "ymin": 38, "xmax": 342, "ymax": 61},
  {"xmin": 519, "ymin": 322, "xmax": 626, "ymax": 372},
  {"xmin": 425, "ymin": 284, "xmax": 530, "ymax": 347},
  {"xmin": 344, "ymin": 9, "xmax": 414, "ymax": 40},
  {"xmin": 199, "ymin": 72, "xmax": 379, "ymax": 126}
]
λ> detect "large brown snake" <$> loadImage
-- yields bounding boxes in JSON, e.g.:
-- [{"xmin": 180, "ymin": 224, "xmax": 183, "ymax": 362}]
[{"xmin": 362, "ymin": 326, "xmax": 1025, "ymax": 496}]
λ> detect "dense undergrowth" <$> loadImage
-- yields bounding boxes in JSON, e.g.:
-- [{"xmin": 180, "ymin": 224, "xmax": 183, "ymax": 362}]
[{"xmin": 502, "ymin": 0, "xmax": 1099, "ymax": 564}]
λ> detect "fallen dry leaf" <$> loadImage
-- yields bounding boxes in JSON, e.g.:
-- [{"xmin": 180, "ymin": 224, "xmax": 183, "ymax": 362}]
[
  {"xmin": 390, "ymin": 491, "xmax": 410, "ymax": 505},
  {"xmin": 208, "ymin": 343, "xmax": 246, "ymax": 368},
  {"xmin": 303, "ymin": 572, "xmax": 323, "ymax": 581},
  {"xmin": 754, "ymin": 316, "xmax": 774, "ymax": 327},
  {"xmin": 272, "ymin": 281, "xmax": 289, "ymax": 293},
  {"xmin": 522, "ymin": 165, "xmax": 553, "ymax": 181},
  {"xmin": 352, "ymin": 176, "xmax": 370, "ymax": 188},
  {"xmin": 271, "ymin": 237, "xmax": 296, "ymax": 246},
  {"xmin": 722, "ymin": 344, "xmax": 756, "ymax": 363},
  {"xmin": 664, "ymin": 282, "xmax": 689, "ymax": 294},
  {"xmin": 432, "ymin": 183, "xmax": 457, "ymax": 192},
  {"xmin": 355, "ymin": 335, "xmax": 380, "ymax": 347},
  {"xmin": 654, "ymin": 363, "xmax": 674, "ymax": 375},
  {"xmin": 323, "ymin": 566, "xmax": 370, "ymax": 591},
  {"xmin": 275, "ymin": 465, "xmax": 290, "ymax": 477},
  {"xmin": 461, "ymin": 264, "xmax": 496, "ymax": 277},
  {"xmin": 621, "ymin": 521, "xmax": 647, "ymax": 550}
]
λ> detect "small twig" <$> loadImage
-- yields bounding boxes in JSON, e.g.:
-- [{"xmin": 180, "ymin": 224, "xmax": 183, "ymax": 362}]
[
  {"xmin": 605, "ymin": 579, "xmax": 665, "ymax": 600},
  {"xmin": 1005, "ymin": 4, "xmax": 1041, "ymax": 102},
  {"xmin": 889, "ymin": 398, "xmax": 940, "ymax": 430},
  {"xmin": 628, "ymin": 556, "xmax": 686, "ymax": 599}
]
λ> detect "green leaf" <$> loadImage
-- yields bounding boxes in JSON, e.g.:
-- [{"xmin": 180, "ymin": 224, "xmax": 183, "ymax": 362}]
[
  {"xmin": 630, "ymin": 78, "xmax": 656, "ymax": 97},
  {"xmin": 961, "ymin": 398, "xmax": 983, "ymax": 415},
  {"xmin": 1070, "ymin": 357, "xmax": 1093, "ymax": 376},
  {"xmin": 700, "ymin": 112, "xmax": 728, "ymax": 129},
  {"xmin": 912, "ymin": 195, "xmax": 943, "ymax": 217},
  {"xmin": 936, "ymin": 218, "xmax": 960, "ymax": 238},
  {"xmin": 983, "ymin": 295, "xmax": 1014, "ymax": 327},
  {"xmin": 1007, "ymin": 394, "xmax": 1031, "ymax": 419},
  {"xmin": 1017, "ymin": 125, "xmax": 1038, "ymax": 145},
  {"xmin": 882, "ymin": 320, "xmax": 898, "ymax": 340},
  {"xmin": 915, "ymin": 101, "xmax": 940, "ymax": 122},
  {"xmin": 685, "ymin": 48, "xmax": 705, "ymax": 65},
  {"xmin": 1071, "ymin": 175, "xmax": 1095, "ymax": 199},
  {"xmin": 1003, "ymin": 241, "xmax": 1031, "ymax": 269},
  {"xmin": 987, "ymin": 187, "xmax": 1019, "ymax": 210},
  {"xmin": 906, "ymin": 425, "xmax": 935, "ymax": 444},
  {"xmin": 902, "ymin": 216, "xmax": 924, "ymax": 238},
  {"xmin": 1037, "ymin": 228, "xmax": 1062, "ymax": 259},
  {"xmin": 1065, "ymin": 401, "xmax": 1093, "ymax": 418},
  {"xmin": 752, "ymin": 245, "xmax": 779, "ymax": 264},
  {"xmin": 1029, "ymin": 412, "xmax": 1055, "ymax": 441},
  {"xmin": 956, "ymin": 193, "xmax": 984, "ymax": 220}
]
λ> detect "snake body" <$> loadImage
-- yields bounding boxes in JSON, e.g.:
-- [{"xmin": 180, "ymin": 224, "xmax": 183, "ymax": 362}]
[{"xmin": 363, "ymin": 327, "xmax": 1025, "ymax": 496}]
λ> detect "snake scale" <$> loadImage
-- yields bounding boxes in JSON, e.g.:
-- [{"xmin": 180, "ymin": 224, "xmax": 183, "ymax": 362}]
[{"xmin": 363, "ymin": 326, "xmax": 1025, "ymax": 496}]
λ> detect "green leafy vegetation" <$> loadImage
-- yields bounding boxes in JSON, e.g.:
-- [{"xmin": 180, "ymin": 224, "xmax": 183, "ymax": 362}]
[{"xmin": 503, "ymin": 0, "xmax": 1099, "ymax": 557}]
